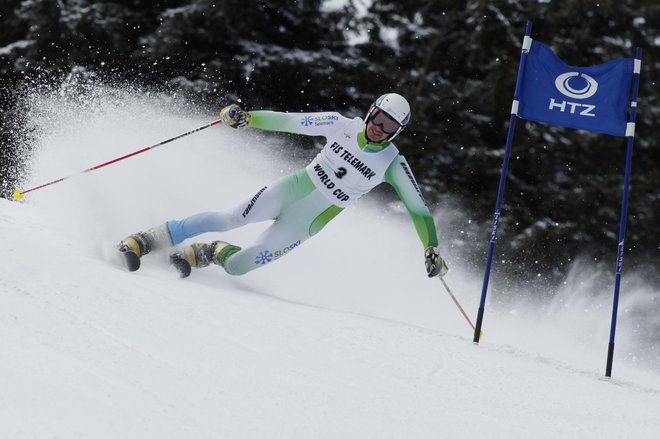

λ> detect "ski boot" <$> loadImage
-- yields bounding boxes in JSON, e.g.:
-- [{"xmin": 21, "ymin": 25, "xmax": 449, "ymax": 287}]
[
  {"xmin": 119, "ymin": 223, "xmax": 173, "ymax": 272},
  {"xmin": 169, "ymin": 241, "xmax": 241, "ymax": 278}
]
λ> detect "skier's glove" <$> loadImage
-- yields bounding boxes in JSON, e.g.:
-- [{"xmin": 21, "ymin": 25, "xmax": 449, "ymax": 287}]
[
  {"xmin": 220, "ymin": 104, "xmax": 251, "ymax": 128},
  {"xmin": 425, "ymin": 246, "xmax": 448, "ymax": 278}
]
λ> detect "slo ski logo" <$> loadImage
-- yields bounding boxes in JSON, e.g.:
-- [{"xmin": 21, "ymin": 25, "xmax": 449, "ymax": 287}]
[
  {"xmin": 301, "ymin": 116, "xmax": 314, "ymax": 127},
  {"xmin": 302, "ymin": 114, "xmax": 338, "ymax": 127},
  {"xmin": 313, "ymin": 114, "xmax": 339, "ymax": 126},
  {"xmin": 549, "ymin": 72, "xmax": 597, "ymax": 117},
  {"xmin": 253, "ymin": 242, "xmax": 301, "ymax": 265},
  {"xmin": 274, "ymin": 241, "xmax": 301, "ymax": 259},
  {"xmin": 254, "ymin": 251, "xmax": 273, "ymax": 265}
]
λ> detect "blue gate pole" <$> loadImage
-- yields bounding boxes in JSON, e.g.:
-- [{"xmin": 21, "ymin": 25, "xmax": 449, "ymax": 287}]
[
  {"xmin": 606, "ymin": 48, "xmax": 642, "ymax": 377},
  {"xmin": 473, "ymin": 21, "xmax": 533, "ymax": 343}
]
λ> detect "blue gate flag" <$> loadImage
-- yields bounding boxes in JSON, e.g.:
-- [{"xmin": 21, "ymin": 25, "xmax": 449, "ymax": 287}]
[
  {"xmin": 474, "ymin": 20, "xmax": 644, "ymax": 379},
  {"xmin": 517, "ymin": 40, "xmax": 634, "ymax": 137}
]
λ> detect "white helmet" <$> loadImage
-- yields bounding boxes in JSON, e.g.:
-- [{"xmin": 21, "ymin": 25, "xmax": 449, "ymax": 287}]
[{"xmin": 365, "ymin": 93, "xmax": 411, "ymax": 141}]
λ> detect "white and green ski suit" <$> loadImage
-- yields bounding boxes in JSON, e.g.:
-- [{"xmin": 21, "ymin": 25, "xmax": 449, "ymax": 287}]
[{"xmin": 166, "ymin": 111, "xmax": 438, "ymax": 275}]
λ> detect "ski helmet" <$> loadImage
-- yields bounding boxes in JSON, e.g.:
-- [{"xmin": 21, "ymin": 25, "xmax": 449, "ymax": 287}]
[{"xmin": 365, "ymin": 93, "xmax": 411, "ymax": 141}]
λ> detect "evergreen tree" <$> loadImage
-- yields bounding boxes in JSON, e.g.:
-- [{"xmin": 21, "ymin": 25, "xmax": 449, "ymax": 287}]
[
  {"xmin": 360, "ymin": 0, "xmax": 660, "ymax": 281},
  {"xmin": 135, "ymin": 0, "xmax": 361, "ymax": 110}
]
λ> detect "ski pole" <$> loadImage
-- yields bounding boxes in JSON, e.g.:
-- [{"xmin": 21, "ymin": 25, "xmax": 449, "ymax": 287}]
[
  {"xmin": 438, "ymin": 277, "xmax": 483, "ymax": 337},
  {"xmin": 12, "ymin": 118, "xmax": 223, "ymax": 200}
]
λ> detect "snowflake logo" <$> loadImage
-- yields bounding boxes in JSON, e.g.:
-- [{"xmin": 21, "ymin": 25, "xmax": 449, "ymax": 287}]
[
  {"xmin": 254, "ymin": 250, "xmax": 273, "ymax": 265},
  {"xmin": 301, "ymin": 116, "xmax": 314, "ymax": 127}
]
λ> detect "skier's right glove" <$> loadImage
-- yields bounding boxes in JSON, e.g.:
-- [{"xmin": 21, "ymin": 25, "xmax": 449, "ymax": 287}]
[
  {"xmin": 425, "ymin": 246, "xmax": 448, "ymax": 278},
  {"xmin": 220, "ymin": 104, "xmax": 251, "ymax": 128}
]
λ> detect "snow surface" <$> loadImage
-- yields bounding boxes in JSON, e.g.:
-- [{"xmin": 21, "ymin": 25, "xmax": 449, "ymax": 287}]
[{"xmin": 2, "ymin": 85, "xmax": 659, "ymax": 438}]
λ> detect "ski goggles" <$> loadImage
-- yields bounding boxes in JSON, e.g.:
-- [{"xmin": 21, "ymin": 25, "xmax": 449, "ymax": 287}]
[{"xmin": 369, "ymin": 110, "xmax": 401, "ymax": 134}]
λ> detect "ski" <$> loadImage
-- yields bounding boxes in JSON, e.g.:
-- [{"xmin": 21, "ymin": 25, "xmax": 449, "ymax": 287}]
[
  {"xmin": 169, "ymin": 253, "xmax": 192, "ymax": 278},
  {"xmin": 118, "ymin": 244, "xmax": 141, "ymax": 272}
]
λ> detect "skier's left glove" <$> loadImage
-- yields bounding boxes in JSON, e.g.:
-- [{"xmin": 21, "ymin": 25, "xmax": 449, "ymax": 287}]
[
  {"xmin": 425, "ymin": 246, "xmax": 448, "ymax": 278},
  {"xmin": 220, "ymin": 104, "xmax": 251, "ymax": 128}
]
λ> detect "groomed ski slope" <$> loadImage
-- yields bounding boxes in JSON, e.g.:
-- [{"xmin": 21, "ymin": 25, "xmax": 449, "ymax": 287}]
[{"xmin": 2, "ymin": 87, "xmax": 659, "ymax": 438}]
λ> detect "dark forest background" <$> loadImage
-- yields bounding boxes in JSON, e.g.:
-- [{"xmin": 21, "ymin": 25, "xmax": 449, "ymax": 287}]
[{"xmin": 1, "ymin": 0, "xmax": 659, "ymax": 285}]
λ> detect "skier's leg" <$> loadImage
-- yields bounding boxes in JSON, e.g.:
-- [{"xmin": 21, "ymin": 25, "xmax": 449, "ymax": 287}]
[
  {"xmin": 222, "ymin": 190, "xmax": 343, "ymax": 276},
  {"xmin": 119, "ymin": 222, "xmax": 172, "ymax": 271},
  {"xmin": 120, "ymin": 223, "xmax": 173, "ymax": 258},
  {"xmin": 122, "ymin": 169, "xmax": 313, "ymax": 252},
  {"xmin": 166, "ymin": 169, "xmax": 315, "ymax": 245}
]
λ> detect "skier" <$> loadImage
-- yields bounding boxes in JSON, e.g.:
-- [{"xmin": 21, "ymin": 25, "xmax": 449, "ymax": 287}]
[{"xmin": 119, "ymin": 93, "xmax": 449, "ymax": 279}]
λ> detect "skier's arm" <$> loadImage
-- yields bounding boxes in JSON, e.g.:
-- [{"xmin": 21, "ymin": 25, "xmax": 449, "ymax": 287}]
[
  {"xmin": 384, "ymin": 155, "xmax": 438, "ymax": 248},
  {"xmin": 249, "ymin": 110, "xmax": 350, "ymax": 137},
  {"xmin": 385, "ymin": 155, "xmax": 448, "ymax": 277}
]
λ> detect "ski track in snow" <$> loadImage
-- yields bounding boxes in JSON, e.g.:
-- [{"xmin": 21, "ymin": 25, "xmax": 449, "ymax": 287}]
[{"xmin": 1, "ymin": 87, "xmax": 659, "ymax": 438}]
